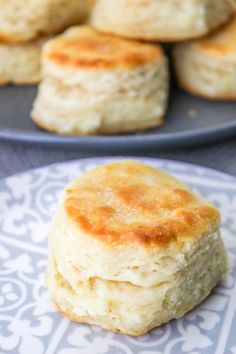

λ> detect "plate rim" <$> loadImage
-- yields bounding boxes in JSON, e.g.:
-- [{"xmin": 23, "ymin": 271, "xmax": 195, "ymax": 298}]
[
  {"xmin": 2, "ymin": 156, "xmax": 236, "ymax": 183},
  {"xmin": 1, "ymin": 119, "xmax": 236, "ymax": 150}
]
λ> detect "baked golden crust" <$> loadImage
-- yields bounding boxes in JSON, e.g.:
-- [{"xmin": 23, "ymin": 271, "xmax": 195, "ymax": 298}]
[
  {"xmin": 197, "ymin": 17, "xmax": 236, "ymax": 56},
  {"xmin": 64, "ymin": 161, "xmax": 220, "ymax": 247},
  {"xmin": 44, "ymin": 26, "xmax": 162, "ymax": 70},
  {"xmin": 0, "ymin": 32, "xmax": 25, "ymax": 43}
]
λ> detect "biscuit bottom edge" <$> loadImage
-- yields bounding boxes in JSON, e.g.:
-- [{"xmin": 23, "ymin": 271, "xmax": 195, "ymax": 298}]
[
  {"xmin": 46, "ymin": 233, "xmax": 226, "ymax": 336},
  {"xmin": 31, "ymin": 114, "xmax": 164, "ymax": 135}
]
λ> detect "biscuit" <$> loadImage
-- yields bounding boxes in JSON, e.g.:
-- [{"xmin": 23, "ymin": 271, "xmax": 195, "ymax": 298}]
[
  {"xmin": 90, "ymin": 0, "xmax": 236, "ymax": 42},
  {"xmin": 174, "ymin": 17, "xmax": 236, "ymax": 99},
  {"xmin": 46, "ymin": 160, "xmax": 227, "ymax": 336},
  {"xmin": 31, "ymin": 26, "xmax": 168, "ymax": 135},
  {"xmin": 0, "ymin": 0, "xmax": 92, "ymax": 43},
  {"xmin": 0, "ymin": 36, "xmax": 49, "ymax": 86}
]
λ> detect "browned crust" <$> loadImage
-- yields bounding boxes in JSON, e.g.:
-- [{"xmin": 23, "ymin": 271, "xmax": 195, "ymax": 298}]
[
  {"xmin": 0, "ymin": 79, "xmax": 8, "ymax": 86},
  {"xmin": 0, "ymin": 30, "xmax": 49, "ymax": 44},
  {"xmin": 0, "ymin": 32, "xmax": 31, "ymax": 43},
  {"xmin": 66, "ymin": 201, "xmax": 219, "ymax": 246},
  {"xmin": 63, "ymin": 161, "xmax": 220, "ymax": 247},
  {"xmin": 44, "ymin": 26, "xmax": 162, "ymax": 70},
  {"xmin": 193, "ymin": 17, "xmax": 236, "ymax": 56},
  {"xmin": 32, "ymin": 115, "xmax": 164, "ymax": 135},
  {"xmin": 0, "ymin": 27, "xmax": 64, "ymax": 44}
]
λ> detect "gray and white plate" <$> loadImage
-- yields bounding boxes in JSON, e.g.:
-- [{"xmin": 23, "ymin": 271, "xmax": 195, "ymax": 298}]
[
  {"xmin": 0, "ymin": 157, "xmax": 236, "ymax": 354},
  {"xmin": 0, "ymin": 86, "xmax": 236, "ymax": 151}
]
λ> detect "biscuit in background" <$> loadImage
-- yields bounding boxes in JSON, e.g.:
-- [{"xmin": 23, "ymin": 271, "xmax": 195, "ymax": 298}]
[
  {"xmin": 31, "ymin": 26, "xmax": 169, "ymax": 135},
  {"xmin": 0, "ymin": 0, "xmax": 92, "ymax": 43},
  {"xmin": 0, "ymin": 36, "xmax": 49, "ymax": 85},
  {"xmin": 90, "ymin": 0, "xmax": 236, "ymax": 42},
  {"xmin": 47, "ymin": 0, "xmax": 94, "ymax": 35},
  {"xmin": 173, "ymin": 17, "xmax": 236, "ymax": 100},
  {"xmin": 46, "ymin": 160, "xmax": 227, "ymax": 336}
]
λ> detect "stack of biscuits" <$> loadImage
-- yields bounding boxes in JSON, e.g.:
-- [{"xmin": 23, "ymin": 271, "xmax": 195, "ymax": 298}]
[
  {"xmin": 30, "ymin": 0, "xmax": 236, "ymax": 135},
  {"xmin": 46, "ymin": 160, "xmax": 227, "ymax": 335},
  {"xmin": 90, "ymin": 0, "xmax": 236, "ymax": 101},
  {"xmin": 1, "ymin": 0, "xmax": 236, "ymax": 132},
  {"xmin": 0, "ymin": 0, "xmax": 92, "ymax": 85}
]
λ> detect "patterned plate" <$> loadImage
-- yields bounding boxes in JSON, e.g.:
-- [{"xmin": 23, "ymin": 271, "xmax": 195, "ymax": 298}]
[{"xmin": 0, "ymin": 157, "xmax": 236, "ymax": 354}]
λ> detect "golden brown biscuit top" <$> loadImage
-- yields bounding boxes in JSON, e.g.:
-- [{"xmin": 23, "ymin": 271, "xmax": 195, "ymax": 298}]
[
  {"xmin": 44, "ymin": 26, "xmax": 162, "ymax": 70},
  {"xmin": 64, "ymin": 161, "xmax": 220, "ymax": 248},
  {"xmin": 197, "ymin": 17, "xmax": 236, "ymax": 55}
]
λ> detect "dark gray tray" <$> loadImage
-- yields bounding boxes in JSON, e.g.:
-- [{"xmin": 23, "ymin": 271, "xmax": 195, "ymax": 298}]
[{"xmin": 0, "ymin": 85, "xmax": 236, "ymax": 151}]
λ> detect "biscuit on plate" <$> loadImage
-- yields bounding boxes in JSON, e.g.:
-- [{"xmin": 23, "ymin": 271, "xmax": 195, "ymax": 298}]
[
  {"xmin": 0, "ymin": 36, "xmax": 49, "ymax": 86},
  {"xmin": 0, "ymin": 0, "xmax": 92, "ymax": 43},
  {"xmin": 31, "ymin": 26, "xmax": 168, "ymax": 135},
  {"xmin": 174, "ymin": 16, "xmax": 236, "ymax": 99},
  {"xmin": 46, "ymin": 160, "xmax": 227, "ymax": 336},
  {"xmin": 90, "ymin": 0, "xmax": 236, "ymax": 42}
]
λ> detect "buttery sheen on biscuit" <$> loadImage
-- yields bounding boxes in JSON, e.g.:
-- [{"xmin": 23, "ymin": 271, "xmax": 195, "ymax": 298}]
[
  {"xmin": 174, "ymin": 17, "xmax": 236, "ymax": 100},
  {"xmin": 0, "ymin": 0, "xmax": 92, "ymax": 43},
  {"xmin": 46, "ymin": 160, "xmax": 227, "ymax": 336},
  {"xmin": 31, "ymin": 26, "xmax": 168, "ymax": 135},
  {"xmin": 0, "ymin": 36, "xmax": 48, "ymax": 86},
  {"xmin": 90, "ymin": 0, "xmax": 236, "ymax": 42}
]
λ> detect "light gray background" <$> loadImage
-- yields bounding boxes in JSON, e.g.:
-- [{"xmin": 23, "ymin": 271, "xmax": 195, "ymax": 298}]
[{"xmin": 0, "ymin": 136, "xmax": 236, "ymax": 179}]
